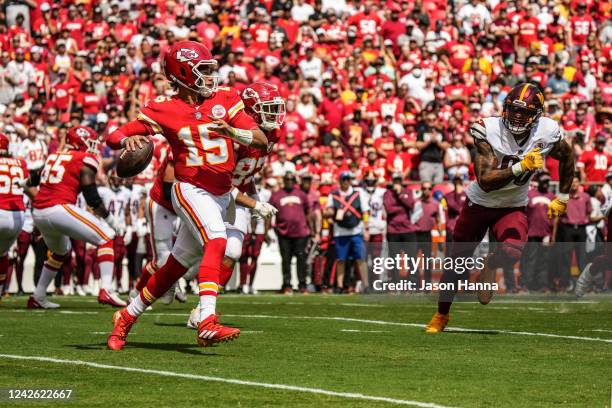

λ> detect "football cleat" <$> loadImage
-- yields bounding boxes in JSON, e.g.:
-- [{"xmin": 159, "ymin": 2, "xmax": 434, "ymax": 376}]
[
  {"xmin": 425, "ymin": 312, "xmax": 449, "ymax": 333},
  {"xmin": 187, "ymin": 306, "xmax": 201, "ymax": 329},
  {"xmin": 108, "ymin": 309, "xmax": 137, "ymax": 351},
  {"xmin": 27, "ymin": 295, "xmax": 60, "ymax": 309},
  {"xmin": 75, "ymin": 285, "xmax": 87, "ymax": 297},
  {"xmin": 196, "ymin": 314, "xmax": 240, "ymax": 346},
  {"xmin": 160, "ymin": 283, "xmax": 177, "ymax": 305},
  {"xmin": 98, "ymin": 289, "xmax": 127, "ymax": 307},
  {"xmin": 174, "ymin": 288, "xmax": 187, "ymax": 303},
  {"xmin": 476, "ymin": 257, "xmax": 495, "ymax": 305},
  {"xmin": 575, "ymin": 263, "xmax": 593, "ymax": 298}
]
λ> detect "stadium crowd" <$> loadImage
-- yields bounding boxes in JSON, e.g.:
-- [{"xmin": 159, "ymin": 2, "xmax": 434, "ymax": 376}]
[{"xmin": 0, "ymin": 0, "xmax": 611, "ymax": 296}]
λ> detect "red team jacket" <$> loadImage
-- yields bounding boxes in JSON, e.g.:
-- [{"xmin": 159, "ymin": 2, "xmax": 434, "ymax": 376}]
[
  {"xmin": 0, "ymin": 157, "xmax": 29, "ymax": 211},
  {"xmin": 135, "ymin": 89, "xmax": 257, "ymax": 195},
  {"xmin": 33, "ymin": 150, "xmax": 99, "ymax": 209}
]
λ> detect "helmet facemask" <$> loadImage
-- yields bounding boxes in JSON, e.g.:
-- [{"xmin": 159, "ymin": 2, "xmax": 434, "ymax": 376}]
[
  {"xmin": 192, "ymin": 60, "xmax": 219, "ymax": 96},
  {"xmin": 254, "ymin": 97, "xmax": 286, "ymax": 130},
  {"xmin": 503, "ymin": 102, "xmax": 541, "ymax": 136},
  {"xmin": 85, "ymin": 138, "xmax": 100, "ymax": 154}
]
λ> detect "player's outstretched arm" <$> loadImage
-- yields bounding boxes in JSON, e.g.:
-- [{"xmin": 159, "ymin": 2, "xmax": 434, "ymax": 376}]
[
  {"xmin": 546, "ymin": 138, "xmax": 575, "ymax": 219},
  {"xmin": 207, "ymin": 115, "xmax": 269, "ymax": 150},
  {"xmin": 474, "ymin": 138, "xmax": 516, "ymax": 192},
  {"xmin": 107, "ymin": 120, "xmax": 152, "ymax": 151},
  {"xmin": 549, "ymin": 138, "xmax": 574, "ymax": 196}
]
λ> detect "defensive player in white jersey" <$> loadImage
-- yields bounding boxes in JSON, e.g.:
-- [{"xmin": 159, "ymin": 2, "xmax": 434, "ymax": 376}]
[
  {"xmin": 426, "ymin": 83, "xmax": 575, "ymax": 333},
  {"xmin": 99, "ymin": 170, "xmax": 131, "ymax": 292}
]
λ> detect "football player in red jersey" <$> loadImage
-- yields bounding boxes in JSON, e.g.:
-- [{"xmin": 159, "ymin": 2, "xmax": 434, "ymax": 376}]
[
  {"xmin": 28, "ymin": 126, "xmax": 125, "ymax": 309},
  {"xmin": 188, "ymin": 82, "xmax": 285, "ymax": 328},
  {"xmin": 106, "ymin": 41, "xmax": 274, "ymax": 350},
  {"xmin": 0, "ymin": 133, "xmax": 35, "ymax": 294}
]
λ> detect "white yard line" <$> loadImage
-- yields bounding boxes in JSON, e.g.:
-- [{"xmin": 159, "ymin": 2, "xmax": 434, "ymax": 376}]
[
  {"xmin": 340, "ymin": 329, "xmax": 388, "ymax": 333},
  {"xmin": 220, "ymin": 314, "xmax": 612, "ymax": 344},
  {"xmin": 0, "ymin": 354, "xmax": 455, "ymax": 408},
  {"xmin": 1, "ymin": 310, "xmax": 609, "ymax": 344}
]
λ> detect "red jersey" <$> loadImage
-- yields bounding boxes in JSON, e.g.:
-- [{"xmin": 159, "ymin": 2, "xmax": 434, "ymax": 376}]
[
  {"xmin": 233, "ymin": 129, "xmax": 279, "ymax": 194},
  {"xmin": 137, "ymin": 89, "xmax": 257, "ymax": 195},
  {"xmin": 33, "ymin": 150, "xmax": 99, "ymax": 209},
  {"xmin": 569, "ymin": 15, "xmax": 595, "ymax": 46},
  {"xmin": 579, "ymin": 150, "xmax": 610, "ymax": 182},
  {"xmin": 150, "ymin": 149, "xmax": 175, "ymax": 212},
  {"xmin": 0, "ymin": 157, "xmax": 29, "ymax": 211}
]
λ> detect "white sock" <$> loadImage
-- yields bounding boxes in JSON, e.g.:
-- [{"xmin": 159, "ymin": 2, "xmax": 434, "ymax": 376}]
[
  {"xmin": 34, "ymin": 266, "xmax": 57, "ymax": 299},
  {"xmin": 99, "ymin": 261, "xmax": 114, "ymax": 291},
  {"xmin": 126, "ymin": 295, "xmax": 148, "ymax": 317},
  {"xmin": 199, "ymin": 295, "xmax": 217, "ymax": 320}
]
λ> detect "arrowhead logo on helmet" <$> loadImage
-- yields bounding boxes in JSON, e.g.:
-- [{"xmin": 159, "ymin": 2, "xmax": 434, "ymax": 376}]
[{"xmin": 176, "ymin": 48, "xmax": 200, "ymax": 63}]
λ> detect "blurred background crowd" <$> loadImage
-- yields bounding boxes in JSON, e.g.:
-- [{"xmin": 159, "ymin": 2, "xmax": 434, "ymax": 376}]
[{"xmin": 0, "ymin": 0, "xmax": 610, "ymax": 296}]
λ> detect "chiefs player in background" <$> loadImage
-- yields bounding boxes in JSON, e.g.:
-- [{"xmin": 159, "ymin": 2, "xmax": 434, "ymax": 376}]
[
  {"xmin": 426, "ymin": 83, "xmax": 575, "ymax": 333},
  {"xmin": 188, "ymin": 82, "xmax": 285, "ymax": 328},
  {"xmin": 0, "ymin": 133, "xmax": 35, "ymax": 294},
  {"xmin": 28, "ymin": 126, "xmax": 125, "ymax": 309},
  {"xmin": 106, "ymin": 41, "xmax": 274, "ymax": 350}
]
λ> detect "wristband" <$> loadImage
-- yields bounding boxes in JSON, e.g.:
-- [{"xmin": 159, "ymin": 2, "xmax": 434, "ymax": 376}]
[
  {"xmin": 231, "ymin": 128, "xmax": 253, "ymax": 145},
  {"xmin": 556, "ymin": 193, "xmax": 569, "ymax": 202},
  {"xmin": 511, "ymin": 162, "xmax": 523, "ymax": 177}
]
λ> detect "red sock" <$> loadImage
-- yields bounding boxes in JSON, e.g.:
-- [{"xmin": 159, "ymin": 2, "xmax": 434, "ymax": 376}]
[
  {"xmin": 219, "ymin": 262, "xmax": 234, "ymax": 287},
  {"xmin": 198, "ymin": 238, "xmax": 226, "ymax": 286},
  {"xmin": 240, "ymin": 260, "xmax": 249, "ymax": 286},
  {"xmin": 144, "ymin": 255, "xmax": 187, "ymax": 300},
  {"xmin": 0, "ymin": 255, "xmax": 8, "ymax": 292},
  {"xmin": 135, "ymin": 262, "xmax": 155, "ymax": 291}
]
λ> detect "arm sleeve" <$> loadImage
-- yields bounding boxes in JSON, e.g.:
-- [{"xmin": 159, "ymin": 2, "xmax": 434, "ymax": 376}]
[
  {"xmin": 107, "ymin": 120, "xmax": 154, "ymax": 149},
  {"xmin": 162, "ymin": 182, "xmax": 173, "ymax": 201},
  {"xmin": 82, "ymin": 183, "xmax": 103, "ymax": 209}
]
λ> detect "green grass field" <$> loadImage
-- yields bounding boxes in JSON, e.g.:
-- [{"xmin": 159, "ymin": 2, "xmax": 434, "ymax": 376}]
[{"xmin": 0, "ymin": 293, "xmax": 610, "ymax": 408}]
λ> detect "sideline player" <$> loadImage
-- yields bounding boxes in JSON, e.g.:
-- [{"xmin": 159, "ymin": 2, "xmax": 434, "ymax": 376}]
[
  {"xmin": 106, "ymin": 41, "xmax": 275, "ymax": 350},
  {"xmin": 187, "ymin": 82, "xmax": 285, "ymax": 327},
  {"xmin": 0, "ymin": 133, "xmax": 35, "ymax": 293},
  {"xmin": 28, "ymin": 126, "xmax": 125, "ymax": 309},
  {"xmin": 425, "ymin": 83, "xmax": 575, "ymax": 332}
]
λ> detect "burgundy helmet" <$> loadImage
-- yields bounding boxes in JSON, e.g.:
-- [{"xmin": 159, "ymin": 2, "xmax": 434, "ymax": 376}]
[
  {"xmin": 163, "ymin": 40, "xmax": 219, "ymax": 97},
  {"xmin": 241, "ymin": 82, "xmax": 286, "ymax": 130},
  {"xmin": 502, "ymin": 82, "xmax": 545, "ymax": 135}
]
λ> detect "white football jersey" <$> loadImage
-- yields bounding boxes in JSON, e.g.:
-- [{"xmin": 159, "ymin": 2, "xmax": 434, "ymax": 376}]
[
  {"xmin": 360, "ymin": 187, "xmax": 386, "ymax": 235},
  {"xmin": 99, "ymin": 186, "xmax": 131, "ymax": 221},
  {"xmin": 466, "ymin": 116, "xmax": 562, "ymax": 208}
]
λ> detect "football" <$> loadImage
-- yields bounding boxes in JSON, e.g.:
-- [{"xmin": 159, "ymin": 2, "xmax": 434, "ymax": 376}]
[{"xmin": 116, "ymin": 138, "xmax": 154, "ymax": 178}]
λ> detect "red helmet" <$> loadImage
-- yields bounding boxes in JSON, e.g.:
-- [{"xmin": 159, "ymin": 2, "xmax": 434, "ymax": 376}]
[
  {"xmin": 66, "ymin": 126, "xmax": 100, "ymax": 153},
  {"xmin": 163, "ymin": 41, "xmax": 219, "ymax": 97},
  {"xmin": 502, "ymin": 82, "xmax": 544, "ymax": 135},
  {"xmin": 0, "ymin": 133, "xmax": 9, "ymax": 156},
  {"xmin": 241, "ymin": 83, "xmax": 286, "ymax": 130}
]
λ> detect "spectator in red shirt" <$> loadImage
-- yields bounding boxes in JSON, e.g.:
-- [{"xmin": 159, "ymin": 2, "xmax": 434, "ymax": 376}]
[
  {"xmin": 318, "ymin": 85, "xmax": 344, "ymax": 145},
  {"xmin": 515, "ymin": 5, "xmax": 539, "ymax": 63},
  {"xmin": 578, "ymin": 134, "xmax": 611, "ymax": 182}
]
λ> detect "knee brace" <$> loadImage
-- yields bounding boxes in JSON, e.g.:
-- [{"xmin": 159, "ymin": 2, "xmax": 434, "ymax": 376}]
[{"xmin": 224, "ymin": 230, "xmax": 244, "ymax": 261}]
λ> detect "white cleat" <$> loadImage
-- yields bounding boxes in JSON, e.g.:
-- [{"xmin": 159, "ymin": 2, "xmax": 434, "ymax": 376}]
[
  {"xmin": 75, "ymin": 285, "xmax": 87, "ymax": 297},
  {"xmin": 575, "ymin": 263, "xmax": 593, "ymax": 298},
  {"xmin": 160, "ymin": 283, "xmax": 177, "ymax": 305},
  {"xmin": 98, "ymin": 289, "xmax": 128, "ymax": 307},
  {"xmin": 174, "ymin": 289, "xmax": 187, "ymax": 303},
  {"xmin": 27, "ymin": 295, "xmax": 60, "ymax": 309},
  {"xmin": 241, "ymin": 284, "xmax": 250, "ymax": 295},
  {"xmin": 187, "ymin": 305, "xmax": 201, "ymax": 329},
  {"xmin": 250, "ymin": 285, "xmax": 258, "ymax": 295}
]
